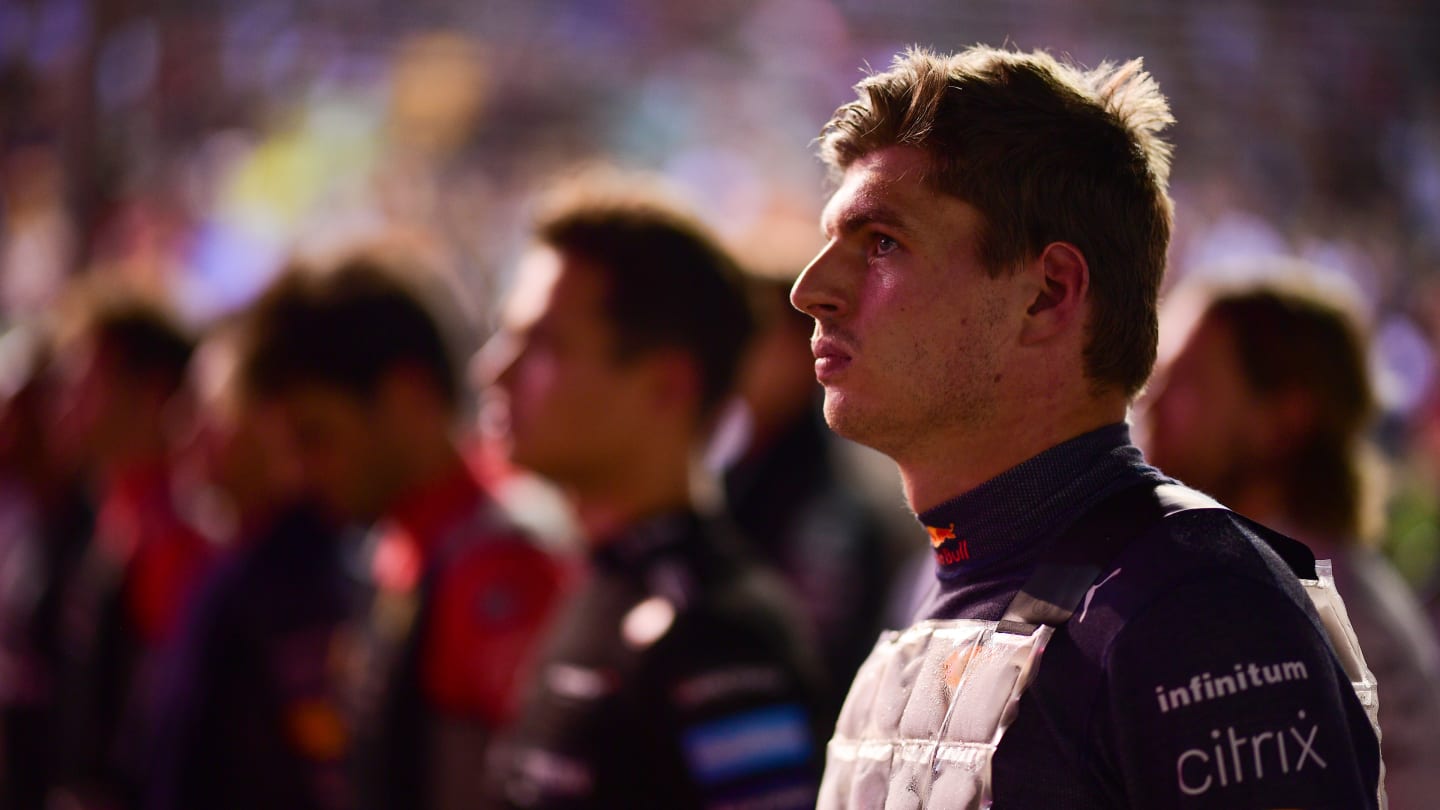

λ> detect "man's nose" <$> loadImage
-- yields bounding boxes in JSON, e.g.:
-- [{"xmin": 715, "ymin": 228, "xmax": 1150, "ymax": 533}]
[{"xmin": 790, "ymin": 239, "xmax": 847, "ymax": 320}]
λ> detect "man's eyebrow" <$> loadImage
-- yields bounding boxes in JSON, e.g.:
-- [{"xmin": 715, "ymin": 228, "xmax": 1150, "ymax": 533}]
[{"xmin": 822, "ymin": 203, "xmax": 911, "ymax": 238}]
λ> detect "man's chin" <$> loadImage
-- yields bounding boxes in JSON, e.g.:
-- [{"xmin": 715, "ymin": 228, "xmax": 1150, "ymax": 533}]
[
  {"xmin": 495, "ymin": 429, "xmax": 535, "ymax": 468},
  {"xmin": 821, "ymin": 394, "xmax": 872, "ymax": 444},
  {"xmin": 317, "ymin": 497, "xmax": 371, "ymax": 527},
  {"xmin": 502, "ymin": 443, "xmax": 564, "ymax": 485}
]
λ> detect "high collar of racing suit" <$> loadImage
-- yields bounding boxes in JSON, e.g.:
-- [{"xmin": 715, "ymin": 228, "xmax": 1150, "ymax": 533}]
[
  {"xmin": 104, "ymin": 455, "xmax": 173, "ymax": 509},
  {"xmin": 385, "ymin": 458, "xmax": 489, "ymax": 558},
  {"xmin": 917, "ymin": 422, "xmax": 1158, "ymax": 580},
  {"xmin": 590, "ymin": 508, "xmax": 706, "ymax": 575}
]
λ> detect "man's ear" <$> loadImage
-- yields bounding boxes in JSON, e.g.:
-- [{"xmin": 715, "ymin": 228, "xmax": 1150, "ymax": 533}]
[
  {"xmin": 636, "ymin": 347, "xmax": 702, "ymax": 423},
  {"xmin": 376, "ymin": 364, "xmax": 443, "ymax": 425},
  {"xmin": 645, "ymin": 349, "xmax": 703, "ymax": 416},
  {"xmin": 1020, "ymin": 241, "xmax": 1089, "ymax": 345},
  {"xmin": 1257, "ymin": 386, "xmax": 1320, "ymax": 457}
]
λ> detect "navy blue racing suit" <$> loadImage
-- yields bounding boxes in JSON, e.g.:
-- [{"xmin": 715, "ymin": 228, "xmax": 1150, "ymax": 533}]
[
  {"xmin": 147, "ymin": 501, "xmax": 353, "ymax": 810},
  {"xmin": 902, "ymin": 423, "xmax": 1381, "ymax": 808}
]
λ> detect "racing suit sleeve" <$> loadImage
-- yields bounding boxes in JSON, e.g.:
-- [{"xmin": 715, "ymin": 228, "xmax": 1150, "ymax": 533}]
[
  {"xmin": 1101, "ymin": 574, "xmax": 1381, "ymax": 809},
  {"xmin": 421, "ymin": 539, "xmax": 569, "ymax": 810},
  {"xmin": 646, "ymin": 618, "xmax": 824, "ymax": 810}
]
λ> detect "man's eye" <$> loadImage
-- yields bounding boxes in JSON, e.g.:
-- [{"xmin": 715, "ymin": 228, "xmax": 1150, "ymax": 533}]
[{"xmin": 874, "ymin": 235, "xmax": 899, "ymax": 256}]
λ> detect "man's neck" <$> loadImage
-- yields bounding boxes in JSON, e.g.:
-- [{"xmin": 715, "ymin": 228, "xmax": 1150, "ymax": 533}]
[
  {"xmin": 897, "ymin": 395, "xmax": 1128, "ymax": 513},
  {"xmin": 408, "ymin": 437, "xmax": 467, "ymax": 491},
  {"xmin": 1224, "ymin": 480, "xmax": 1343, "ymax": 549},
  {"xmin": 570, "ymin": 451, "xmax": 696, "ymax": 546},
  {"xmin": 99, "ymin": 435, "xmax": 169, "ymax": 491},
  {"xmin": 385, "ymin": 438, "xmax": 470, "ymax": 521}
]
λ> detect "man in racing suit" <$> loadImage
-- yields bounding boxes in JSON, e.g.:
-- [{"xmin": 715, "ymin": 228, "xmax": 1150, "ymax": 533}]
[
  {"xmin": 242, "ymin": 256, "xmax": 569, "ymax": 810},
  {"xmin": 789, "ymin": 45, "xmax": 1383, "ymax": 807},
  {"xmin": 479, "ymin": 189, "xmax": 825, "ymax": 808},
  {"xmin": 50, "ymin": 291, "xmax": 214, "ymax": 810},
  {"xmin": 147, "ymin": 324, "xmax": 353, "ymax": 810}
]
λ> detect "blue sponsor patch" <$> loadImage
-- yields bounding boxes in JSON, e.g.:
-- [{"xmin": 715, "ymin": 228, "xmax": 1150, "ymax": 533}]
[{"xmin": 681, "ymin": 704, "xmax": 813, "ymax": 785}]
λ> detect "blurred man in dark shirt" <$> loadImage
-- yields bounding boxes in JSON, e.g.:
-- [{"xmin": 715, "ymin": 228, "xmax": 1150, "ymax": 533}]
[
  {"xmin": 480, "ymin": 185, "xmax": 824, "ymax": 809},
  {"xmin": 51, "ymin": 287, "xmax": 213, "ymax": 810},
  {"xmin": 146, "ymin": 321, "xmax": 353, "ymax": 810}
]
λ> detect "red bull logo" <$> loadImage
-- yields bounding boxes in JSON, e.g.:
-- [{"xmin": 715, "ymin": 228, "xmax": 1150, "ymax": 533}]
[{"xmin": 926, "ymin": 523, "xmax": 971, "ymax": 565}]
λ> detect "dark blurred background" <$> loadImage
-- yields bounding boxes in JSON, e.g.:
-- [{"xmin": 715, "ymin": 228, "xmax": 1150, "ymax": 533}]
[{"xmin": 4, "ymin": 0, "xmax": 1440, "ymax": 582}]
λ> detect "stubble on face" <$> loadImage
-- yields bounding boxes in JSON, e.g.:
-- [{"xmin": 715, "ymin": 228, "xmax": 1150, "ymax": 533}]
[
  {"xmin": 822, "ymin": 291, "xmax": 1009, "ymax": 462},
  {"xmin": 803, "ymin": 147, "xmax": 1015, "ymax": 465}
]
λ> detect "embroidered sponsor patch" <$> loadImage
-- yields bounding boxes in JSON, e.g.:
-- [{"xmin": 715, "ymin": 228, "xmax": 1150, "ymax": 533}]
[
  {"xmin": 1153, "ymin": 659, "xmax": 1310, "ymax": 714},
  {"xmin": 926, "ymin": 523, "xmax": 971, "ymax": 564},
  {"xmin": 284, "ymin": 698, "xmax": 349, "ymax": 760},
  {"xmin": 545, "ymin": 662, "xmax": 618, "ymax": 701},
  {"xmin": 517, "ymin": 747, "xmax": 594, "ymax": 797},
  {"xmin": 927, "ymin": 524, "xmax": 956, "ymax": 549},
  {"xmin": 671, "ymin": 666, "xmax": 786, "ymax": 709},
  {"xmin": 1175, "ymin": 710, "xmax": 1327, "ymax": 797},
  {"xmin": 682, "ymin": 704, "xmax": 813, "ymax": 785}
]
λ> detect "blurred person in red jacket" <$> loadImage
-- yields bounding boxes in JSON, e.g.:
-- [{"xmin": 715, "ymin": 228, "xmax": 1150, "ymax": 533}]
[
  {"xmin": 49, "ymin": 285, "xmax": 214, "ymax": 810},
  {"xmin": 241, "ymin": 254, "xmax": 568, "ymax": 810},
  {"xmin": 1141, "ymin": 275, "xmax": 1440, "ymax": 809}
]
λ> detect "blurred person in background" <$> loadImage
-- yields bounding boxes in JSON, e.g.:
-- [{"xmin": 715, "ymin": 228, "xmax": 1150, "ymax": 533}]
[
  {"xmin": 0, "ymin": 327, "xmax": 95, "ymax": 810},
  {"xmin": 1141, "ymin": 276, "xmax": 1440, "ymax": 809},
  {"xmin": 0, "ymin": 142, "xmax": 75, "ymax": 321},
  {"xmin": 49, "ymin": 286, "xmax": 214, "ymax": 810},
  {"xmin": 479, "ymin": 188, "xmax": 824, "ymax": 809},
  {"xmin": 716, "ymin": 269, "xmax": 895, "ymax": 726},
  {"xmin": 792, "ymin": 45, "xmax": 1381, "ymax": 807},
  {"xmin": 241, "ymin": 255, "xmax": 568, "ymax": 810},
  {"xmin": 144, "ymin": 320, "xmax": 353, "ymax": 810}
]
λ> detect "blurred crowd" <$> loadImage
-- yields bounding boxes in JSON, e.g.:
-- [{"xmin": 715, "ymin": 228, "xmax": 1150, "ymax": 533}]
[
  {"xmin": 1, "ymin": 0, "xmax": 1440, "ymax": 807},
  {"xmin": 0, "ymin": 198, "xmax": 904, "ymax": 809}
]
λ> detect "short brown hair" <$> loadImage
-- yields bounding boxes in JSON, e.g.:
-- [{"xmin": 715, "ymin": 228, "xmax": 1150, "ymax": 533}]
[
  {"xmin": 58, "ymin": 283, "xmax": 195, "ymax": 396},
  {"xmin": 536, "ymin": 193, "xmax": 753, "ymax": 417},
  {"xmin": 819, "ymin": 46, "xmax": 1174, "ymax": 397},
  {"xmin": 1204, "ymin": 280, "xmax": 1379, "ymax": 542},
  {"xmin": 241, "ymin": 255, "xmax": 461, "ymax": 409}
]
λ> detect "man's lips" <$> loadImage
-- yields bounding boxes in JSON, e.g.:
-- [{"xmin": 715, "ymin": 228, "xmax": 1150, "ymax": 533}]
[{"xmin": 811, "ymin": 336, "xmax": 854, "ymax": 382}]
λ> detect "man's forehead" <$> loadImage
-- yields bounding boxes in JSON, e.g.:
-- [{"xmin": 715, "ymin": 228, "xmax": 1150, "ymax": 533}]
[
  {"xmin": 502, "ymin": 246, "xmax": 614, "ymax": 336},
  {"xmin": 1154, "ymin": 286, "xmax": 1218, "ymax": 370},
  {"xmin": 191, "ymin": 337, "xmax": 239, "ymax": 407},
  {"xmin": 501, "ymin": 247, "xmax": 566, "ymax": 328},
  {"xmin": 283, "ymin": 383, "xmax": 368, "ymax": 418},
  {"xmin": 821, "ymin": 147, "xmax": 935, "ymax": 232}
]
